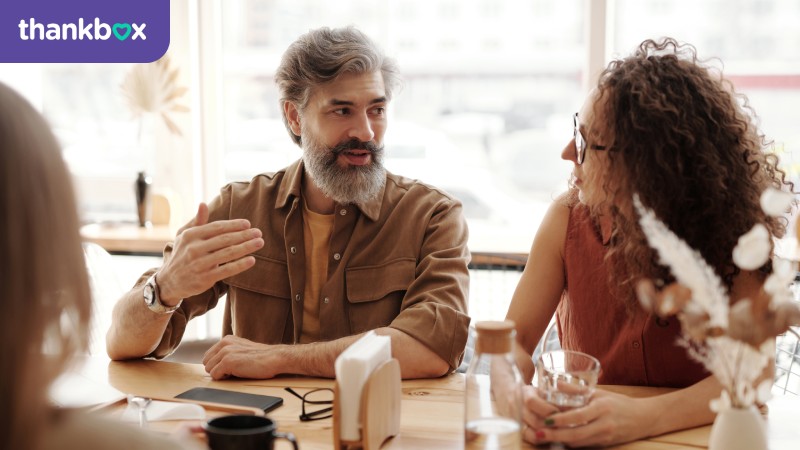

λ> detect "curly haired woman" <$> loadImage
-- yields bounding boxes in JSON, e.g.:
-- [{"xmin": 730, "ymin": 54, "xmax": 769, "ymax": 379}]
[{"xmin": 505, "ymin": 38, "xmax": 792, "ymax": 447}]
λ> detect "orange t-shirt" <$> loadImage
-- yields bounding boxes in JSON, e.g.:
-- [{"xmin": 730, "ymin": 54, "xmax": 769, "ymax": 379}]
[{"xmin": 299, "ymin": 202, "xmax": 335, "ymax": 344}]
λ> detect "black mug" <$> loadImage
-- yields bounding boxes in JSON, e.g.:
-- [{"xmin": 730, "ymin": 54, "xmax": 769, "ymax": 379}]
[{"xmin": 203, "ymin": 415, "xmax": 298, "ymax": 450}]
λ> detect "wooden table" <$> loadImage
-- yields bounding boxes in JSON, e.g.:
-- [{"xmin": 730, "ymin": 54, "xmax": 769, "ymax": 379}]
[
  {"xmin": 81, "ymin": 222, "xmax": 174, "ymax": 256},
  {"xmin": 68, "ymin": 357, "xmax": 800, "ymax": 449}
]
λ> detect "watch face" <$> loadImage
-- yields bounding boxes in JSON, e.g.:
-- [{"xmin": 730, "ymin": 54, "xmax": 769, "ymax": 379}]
[{"xmin": 144, "ymin": 282, "xmax": 156, "ymax": 306}]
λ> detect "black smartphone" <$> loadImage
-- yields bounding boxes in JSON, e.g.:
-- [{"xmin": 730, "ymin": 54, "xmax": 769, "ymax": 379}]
[{"xmin": 175, "ymin": 387, "xmax": 283, "ymax": 413}]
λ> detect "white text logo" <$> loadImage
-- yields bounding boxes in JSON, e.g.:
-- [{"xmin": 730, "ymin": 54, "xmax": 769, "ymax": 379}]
[{"xmin": 18, "ymin": 18, "xmax": 147, "ymax": 41}]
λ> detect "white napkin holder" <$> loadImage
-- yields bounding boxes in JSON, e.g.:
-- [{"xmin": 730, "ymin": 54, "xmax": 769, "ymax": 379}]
[{"xmin": 333, "ymin": 331, "xmax": 401, "ymax": 450}]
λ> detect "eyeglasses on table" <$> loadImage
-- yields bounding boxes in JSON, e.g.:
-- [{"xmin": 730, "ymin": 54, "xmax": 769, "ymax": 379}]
[{"xmin": 284, "ymin": 387, "xmax": 334, "ymax": 421}]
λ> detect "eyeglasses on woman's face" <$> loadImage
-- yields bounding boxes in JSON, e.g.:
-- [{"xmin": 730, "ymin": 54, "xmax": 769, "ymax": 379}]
[
  {"xmin": 284, "ymin": 387, "xmax": 334, "ymax": 421},
  {"xmin": 573, "ymin": 112, "xmax": 607, "ymax": 165}
]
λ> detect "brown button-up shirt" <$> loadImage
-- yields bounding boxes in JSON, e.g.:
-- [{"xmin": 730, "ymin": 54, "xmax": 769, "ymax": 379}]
[{"xmin": 144, "ymin": 160, "xmax": 471, "ymax": 371}]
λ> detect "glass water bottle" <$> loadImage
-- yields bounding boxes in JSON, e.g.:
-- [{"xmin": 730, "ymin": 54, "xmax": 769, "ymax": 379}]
[{"xmin": 464, "ymin": 320, "xmax": 523, "ymax": 450}]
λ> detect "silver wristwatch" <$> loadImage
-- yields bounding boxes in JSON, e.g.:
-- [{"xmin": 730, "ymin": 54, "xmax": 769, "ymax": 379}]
[{"xmin": 143, "ymin": 273, "xmax": 182, "ymax": 314}]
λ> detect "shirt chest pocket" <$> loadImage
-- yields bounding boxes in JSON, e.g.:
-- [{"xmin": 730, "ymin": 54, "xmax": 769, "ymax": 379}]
[
  {"xmin": 344, "ymin": 257, "xmax": 416, "ymax": 333},
  {"xmin": 225, "ymin": 256, "xmax": 292, "ymax": 342}
]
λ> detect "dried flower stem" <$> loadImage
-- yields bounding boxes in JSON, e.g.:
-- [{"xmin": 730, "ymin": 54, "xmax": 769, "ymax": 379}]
[
  {"xmin": 121, "ymin": 53, "xmax": 188, "ymax": 136},
  {"xmin": 731, "ymin": 344, "xmax": 744, "ymax": 408},
  {"xmin": 635, "ymin": 194, "xmax": 789, "ymax": 410}
]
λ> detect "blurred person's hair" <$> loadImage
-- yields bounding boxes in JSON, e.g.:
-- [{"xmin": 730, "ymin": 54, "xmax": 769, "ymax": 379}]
[
  {"xmin": 0, "ymin": 81, "xmax": 92, "ymax": 449},
  {"xmin": 572, "ymin": 37, "xmax": 792, "ymax": 306},
  {"xmin": 275, "ymin": 26, "xmax": 401, "ymax": 146}
]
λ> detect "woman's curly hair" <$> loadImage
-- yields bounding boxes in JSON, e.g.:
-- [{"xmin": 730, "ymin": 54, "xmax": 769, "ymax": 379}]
[{"xmin": 586, "ymin": 37, "xmax": 793, "ymax": 304}]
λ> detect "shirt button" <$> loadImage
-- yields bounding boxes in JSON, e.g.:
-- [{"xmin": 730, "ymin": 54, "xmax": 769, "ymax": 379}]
[
  {"xmin": 295, "ymin": 294, "xmax": 300, "ymax": 302},
  {"xmin": 323, "ymin": 297, "xmax": 330, "ymax": 304},
  {"xmin": 290, "ymin": 246, "xmax": 297, "ymax": 254},
  {"xmin": 333, "ymin": 253, "xmax": 341, "ymax": 261},
  {"xmin": 339, "ymin": 209, "xmax": 347, "ymax": 216},
  {"xmin": 633, "ymin": 341, "xmax": 640, "ymax": 349}
]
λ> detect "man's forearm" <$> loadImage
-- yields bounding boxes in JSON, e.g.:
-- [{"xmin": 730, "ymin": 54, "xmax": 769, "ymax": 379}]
[
  {"xmin": 106, "ymin": 284, "xmax": 174, "ymax": 360},
  {"xmin": 278, "ymin": 334, "xmax": 361, "ymax": 377},
  {"xmin": 375, "ymin": 327, "xmax": 450, "ymax": 378},
  {"xmin": 266, "ymin": 328, "xmax": 449, "ymax": 379}
]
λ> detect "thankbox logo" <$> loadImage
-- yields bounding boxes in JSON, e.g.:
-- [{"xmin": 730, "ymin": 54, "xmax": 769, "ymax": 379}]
[
  {"xmin": 0, "ymin": 0, "xmax": 168, "ymax": 63},
  {"xmin": 18, "ymin": 18, "xmax": 147, "ymax": 41}
]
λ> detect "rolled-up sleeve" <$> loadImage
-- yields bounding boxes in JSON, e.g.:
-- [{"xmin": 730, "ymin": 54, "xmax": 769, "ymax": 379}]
[{"xmin": 389, "ymin": 198, "xmax": 471, "ymax": 371}]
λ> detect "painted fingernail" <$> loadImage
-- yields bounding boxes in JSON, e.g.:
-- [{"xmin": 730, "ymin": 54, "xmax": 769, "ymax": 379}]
[
  {"xmin": 544, "ymin": 417, "xmax": 555, "ymax": 427},
  {"xmin": 535, "ymin": 430, "xmax": 546, "ymax": 440}
]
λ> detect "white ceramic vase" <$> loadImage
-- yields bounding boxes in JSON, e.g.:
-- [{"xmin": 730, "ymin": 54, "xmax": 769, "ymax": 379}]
[{"xmin": 708, "ymin": 407, "xmax": 767, "ymax": 450}]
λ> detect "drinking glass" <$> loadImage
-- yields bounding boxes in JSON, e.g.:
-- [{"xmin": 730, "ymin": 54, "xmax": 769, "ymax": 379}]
[
  {"xmin": 536, "ymin": 350, "xmax": 600, "ymax": 412},
  {"xmin": 535, "ymin": 350, "xmax": 600, "ymax": 449}
]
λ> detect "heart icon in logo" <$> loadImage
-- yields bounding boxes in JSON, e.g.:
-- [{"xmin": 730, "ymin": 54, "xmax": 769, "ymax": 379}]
[{"xmin": 112, "ymin": 23, "xmax": 132, "ymax": 41}]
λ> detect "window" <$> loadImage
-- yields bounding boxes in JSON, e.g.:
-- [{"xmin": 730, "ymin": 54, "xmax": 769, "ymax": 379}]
[
  {"xmin": 0, "ymin": 1, "xmax": 194, "ymax": 225},
  {"xmin": 0, "ymin": 63, "xmax": 140, "ymax": 221},
  {"xmin": 43, "ymin": 64, "xmax": 143, "ymax": 222},
  {"xmin": 4, "ymin": 0, "xmax": 798, "ymax": 253}
]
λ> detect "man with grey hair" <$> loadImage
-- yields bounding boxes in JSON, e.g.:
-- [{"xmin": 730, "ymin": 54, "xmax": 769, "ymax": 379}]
[{"xmin": 107, "ymin": 27, "xmax": 470, "ymax": 380}]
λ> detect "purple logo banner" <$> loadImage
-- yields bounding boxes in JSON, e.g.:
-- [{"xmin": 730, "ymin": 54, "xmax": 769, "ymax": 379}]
[{"xmin": 0, "ymin": 0, "xmax": 169, "ymax": 63}]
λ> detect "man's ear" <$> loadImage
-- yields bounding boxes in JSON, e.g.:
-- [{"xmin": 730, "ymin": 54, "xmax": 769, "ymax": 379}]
[{"xmin": 284, "ymin": 101, "xmax": 302, "ymax": 137}]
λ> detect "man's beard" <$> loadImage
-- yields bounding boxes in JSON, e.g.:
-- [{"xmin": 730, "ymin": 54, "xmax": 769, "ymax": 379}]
[{"xmin": 301, "ymin": 131, "xmax": 386, "ymax": 205}]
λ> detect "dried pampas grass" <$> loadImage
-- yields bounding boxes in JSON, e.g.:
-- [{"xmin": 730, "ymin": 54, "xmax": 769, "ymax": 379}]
[
  {"xmin": 634, "ymin": 192, "xmax": 800, "ymax": 410},
  {"xmin": 121, "ymin": 54, "xmax": 189, "ymax": 136}
]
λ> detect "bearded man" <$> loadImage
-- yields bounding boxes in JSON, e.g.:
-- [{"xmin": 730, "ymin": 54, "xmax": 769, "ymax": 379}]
[{"xmin": 106, "ymin": 27, "xmax": 470, "ymax": 380}]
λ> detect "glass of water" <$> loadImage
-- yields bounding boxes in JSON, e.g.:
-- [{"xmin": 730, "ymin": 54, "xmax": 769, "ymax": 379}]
[
  {"xmin": 536, "ymin": 349, "xmax": 600, "ymax": 413},
  {"xmin": 535, "ymin": 350, "xmax": 600, "ymax": 449}
]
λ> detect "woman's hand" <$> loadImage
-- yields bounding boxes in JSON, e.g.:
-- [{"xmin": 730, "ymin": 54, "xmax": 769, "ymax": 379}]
[
  {"xmin": 520, "ymin": 385, "xmax": 560, "ymax": 442},
  {"xmin": 521, "ymin": 387, "xmax": 658, "ymax": 448}
]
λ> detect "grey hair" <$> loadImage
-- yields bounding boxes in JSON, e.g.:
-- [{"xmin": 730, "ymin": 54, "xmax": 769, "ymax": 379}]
[{"xmin": 275, "ymin": 26, "xmax": 401, "ymax": 146}]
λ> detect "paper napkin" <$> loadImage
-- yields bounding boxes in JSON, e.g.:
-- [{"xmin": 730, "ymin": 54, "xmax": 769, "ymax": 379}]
[
  {"xmin": 334, "ymin": 331, "xmax": 391, "ymax": 442},
  {"xmin": 121, "ymin": 399, "xmax": 206, "ymax": 422}
]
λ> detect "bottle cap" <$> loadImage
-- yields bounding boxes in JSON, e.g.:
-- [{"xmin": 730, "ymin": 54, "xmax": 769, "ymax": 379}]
[{"xmin": 474, "ymin": 320, "xmax": 515, "ymax": 354}]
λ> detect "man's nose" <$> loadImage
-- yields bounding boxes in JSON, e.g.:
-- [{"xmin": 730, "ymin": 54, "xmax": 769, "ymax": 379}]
[{"xmin": 348, "ymin": 112, "xmax": 375, "ymax": 143}]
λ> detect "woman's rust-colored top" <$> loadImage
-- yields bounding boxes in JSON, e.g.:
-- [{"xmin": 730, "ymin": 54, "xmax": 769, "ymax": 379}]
[{"xmin": 556, "ymin": 204, "xmax": 708, "ymax": 387}]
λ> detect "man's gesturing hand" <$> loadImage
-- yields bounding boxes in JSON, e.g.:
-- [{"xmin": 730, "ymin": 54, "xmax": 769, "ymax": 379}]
[{"xmin": 157, "ymin": 203, "xmax": 265, "ymax": 305}]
